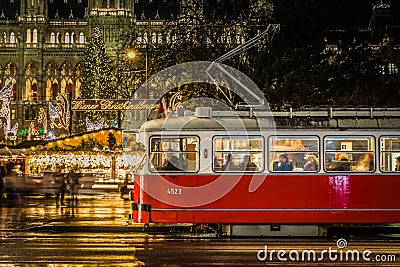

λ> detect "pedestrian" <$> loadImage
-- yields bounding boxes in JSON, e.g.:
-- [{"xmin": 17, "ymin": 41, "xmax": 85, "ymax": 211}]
[
  {"xmin": 57, "ymin": 176, "xmax": 67, "ymax": 206},
  {"xmin": 0, "ymin": 166, "xmax": 5, "ymax": 203},
  {"xmin": 119, "ymin": 173, "xmax": 131, "ymax": 199},
  {"xmin": 69, "ymin": 167, "xmax": 80, "ymax": 201}
]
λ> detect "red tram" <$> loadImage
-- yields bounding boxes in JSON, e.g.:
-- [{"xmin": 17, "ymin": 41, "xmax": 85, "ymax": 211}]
[{"xmin": 130, "ymin": 107, "xmax": 400, "ymax": 235}]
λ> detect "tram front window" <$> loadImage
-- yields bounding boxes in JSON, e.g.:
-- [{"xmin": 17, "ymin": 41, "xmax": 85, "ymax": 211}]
[{"xmin": 149, "ymin": 136, "xmax": 199, "ymax": 172}]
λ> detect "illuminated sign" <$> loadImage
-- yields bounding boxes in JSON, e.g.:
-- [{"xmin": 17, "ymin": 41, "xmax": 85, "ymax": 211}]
[
  {"xmin": 71, "ymin": 99, "xmax": 160, "ymax": 111},
  {"xmin": 17, "ymin": 128, "xmax": 45, "ymax": 136}
]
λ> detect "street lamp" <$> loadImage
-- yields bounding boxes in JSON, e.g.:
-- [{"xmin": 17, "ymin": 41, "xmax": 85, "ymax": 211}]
[{"xmin": 126, "ymin": 46, "xmax": 148, "ymax": 98}]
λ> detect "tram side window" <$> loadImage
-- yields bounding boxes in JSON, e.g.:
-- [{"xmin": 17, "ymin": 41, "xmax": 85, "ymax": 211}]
[
  {"xmin": 324, "ymin": 136, "xmax": 375, "ymax": 172},
  {"xmin": 213, "ymin": 136, "xmax": 263, "ymax": 172},
  {"xmin": 380, "ymin": 136, "xmax": 400, "ymax": 172},
  {"xmin": 149, "ymin": 136, "xmax": 199, "ymax": 172},
  {"xmin": 269, "ymin": 136, "xmax": 319, "ymax": 172}
]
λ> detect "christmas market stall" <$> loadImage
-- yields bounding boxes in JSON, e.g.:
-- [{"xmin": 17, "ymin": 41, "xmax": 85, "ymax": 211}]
[{"xmin": 3, "ymin": 129, "xmax": 144, "ymax": 195}]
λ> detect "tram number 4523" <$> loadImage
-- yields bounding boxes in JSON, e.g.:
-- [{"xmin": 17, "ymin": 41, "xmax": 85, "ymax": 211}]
[{"xmin": 167, "ymin": 188, "xmax": 182, "ymax": 195}]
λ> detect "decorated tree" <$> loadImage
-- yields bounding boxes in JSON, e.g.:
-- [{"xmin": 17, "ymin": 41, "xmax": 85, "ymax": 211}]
[{"xmin": 74, "ymin": 27, "xmax": 118, "ymax": 133}]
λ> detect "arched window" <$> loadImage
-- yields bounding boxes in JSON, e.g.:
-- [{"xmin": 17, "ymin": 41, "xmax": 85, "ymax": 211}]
[
  {"xmin": 31, "ymin": 82, "xmax": 38, "ymax": 100},
  {"xmin": 152, "ymin": 32, "xmax": 157, "ymax": 44},
  {"xmin": 75, "ymin": 62, "xmax": 83, "ymax": 98},
  {"xmin": 71, "ymin": 32, "xmax": 75, "ymax": 43},
  {"xmin": 61, "ymin": 62, "xmax": 73, "ymax": 94},
  {"xmin": 51, "ymin": 82, "xmax": 58, "ymax": 99},
  {"xmin": 50, "ymin": 32, "xmax": 56, "ymax": 44},
  {"xmin": 157, "ymin": 33, "xmax": 162, "ymax": 44},
  {"xmin": 10, "ymin": 32, "xmax": 15, "ymax": 43},
  {"xmin": 45, "ymin": 63, "xmax": 58, "ymax": 101},
  {"xmin": 32, "ymin": 29, "xmax": 37, "ymax": 43},
  {"xmin": 79, "ymin": 32, "xmax": 85, "ymax": 44},
  {"xmin": 65, "ymin": 32, "xmax": 70, "ymax": 44},
  {"xmin": 26, "ymin": 29, "xmax": 31, "ymax": 43},
  {"xmin": 11, "ymin": 83, "xmax": 17, "ymax": 102},
  {"xmin": 25, "ymin": 63, "xmax": 39, "ymax": 101}
]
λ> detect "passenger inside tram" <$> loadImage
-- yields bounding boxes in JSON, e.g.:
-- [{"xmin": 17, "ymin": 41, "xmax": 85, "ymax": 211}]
[
  {"xmin": 273, "ymin": 153, "xmax": 293, "ymax": 171},
  {"xmin": 395, "ymin": 156, "xmax": 400, "ymax": 171},
  {"xmin": 303, "ymin": 154, "xmax": 318, "ymax": 171},
  {"xmin": 161, "ymin": 155, "xmax": 181, "ymax": 171},
  {"xmin": 326, "ymin": 153, "xmax": 351, "ymax": 171},
  {"xmin": 222, "ymin": 154, "xmax": 234, "ymax": 171},
  {"xmin": 239, "ymin": 155, "xmax": 258, "ymax": 171},
  {"xmin": 354, "ymin": 153, "xmax": 374, "ymax": 171}
]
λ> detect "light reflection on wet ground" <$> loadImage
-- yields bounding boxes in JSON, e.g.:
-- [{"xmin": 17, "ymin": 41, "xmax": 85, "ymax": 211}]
[
  {"xmin": 1, "ymin": 194, "xmax": 400, "ymax": 266},
  {"xmin": 0, "ymin": 193, "xmax": 131, "ymax": 231}
]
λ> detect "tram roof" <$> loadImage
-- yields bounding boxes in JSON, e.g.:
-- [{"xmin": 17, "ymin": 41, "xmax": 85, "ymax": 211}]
[
  {"xmin": 140, "ymin": 107, "xmax": 400, "ymax": 132},
  {"xmin": 141, "ymin": 116, "xmax": 267, "ymax": 132}
]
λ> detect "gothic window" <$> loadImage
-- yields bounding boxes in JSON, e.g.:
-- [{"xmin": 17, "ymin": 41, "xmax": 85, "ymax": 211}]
[
  {"xmin": 166, "ymin": 33, "xmax": 170, "ymax": 44},
  {"xmin": 25, "ymin": 63, "xmax": 39, "ymax": 101},
  {"xmin": 110, "ymin": 0, "xmax": 114, "ymax": 8},
  {"xmin": 143, "ymin": 32, "xmax": 148, "ymax": 44},
  {"xmin": 51, "ymin": 82, "xmax": 58, "ymax": 99},
  {"xmin": 5, "ymin": 62, "xmax": 17, "ymax": 76},
  {"xmin": 26, "ymin": 78, "xmax": 38, "ymax": 101},
  {"xmin": 32, "ymin": 29, "xmax": 37, "ymax": 43},
  {"xmin": 10, "ymin": 32, "xmax": 15, "ymax": 43},
  {"xmin": 57, "ymin": 32, "xmax": 61, "ymax": 43},
  {"xmin": 102, "ymin": 0, "xmax": 107, "ymax": 7},
  {"xmin": 50, "ymin": 32, "xmax": 56, "ymax": 44},
  {"xmin": 75, "ymin": 62, "xmax": 83, "ymax": 98},
  {"xmin": 60, "ymin": 62, "xmax": 73, "ymax": 94},
  {"xmin": 65, "ymin": 32, "xmax": 70, "ymax": 44},
  {"xmin": 152, "ymin": 32, "xmax": 156, "ymax": 44},
  {"xmin": 26, "ymin": 29, "xmax": 31, "ymax": 43},
  {"xmin": 79, "ymin": 32, "xmax": 85, "ymax": 44},
  {"xmin": 11, "ymin": 82, "xmax": 16, "ymax": 101},
  {"xmin": 157, "ymin": 33, "xmax": 162, "ymax": 44},
  {"xmin": 2, "ymin": 32, "xmax": 6, "ymax": 43},
  {"xmin": 24, "ymin": 105, "xmax": 37, "ymax": 121},
  {"xmin": 45, "ymin": 63, "xmax": 58, "ymax": 100},
  {"xmin": 71, "ymin": 32, "xmax": 75, "ymax": 43}
]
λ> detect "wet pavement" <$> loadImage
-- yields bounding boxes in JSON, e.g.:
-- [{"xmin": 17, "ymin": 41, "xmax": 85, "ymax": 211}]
[
  {"xmin": 1, "ymin": 193, "xmax": 400, "ymax": 266},
  {"xmin": 0, "ymin": 192, "xmax": 133, "ymax": 232}
]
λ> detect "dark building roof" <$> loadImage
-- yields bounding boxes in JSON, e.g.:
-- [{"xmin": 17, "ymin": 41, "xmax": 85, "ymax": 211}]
[
  {"xmin": 48, "ymin": 0, "xmax": 87, "ymax": 19},
  {"xmin": 134, "ymin": 0, "xmax": 179, "ymax": 20},
  {"xmin": 0, "ymin": 0, "xmax": 20, "ymax": 20}
]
